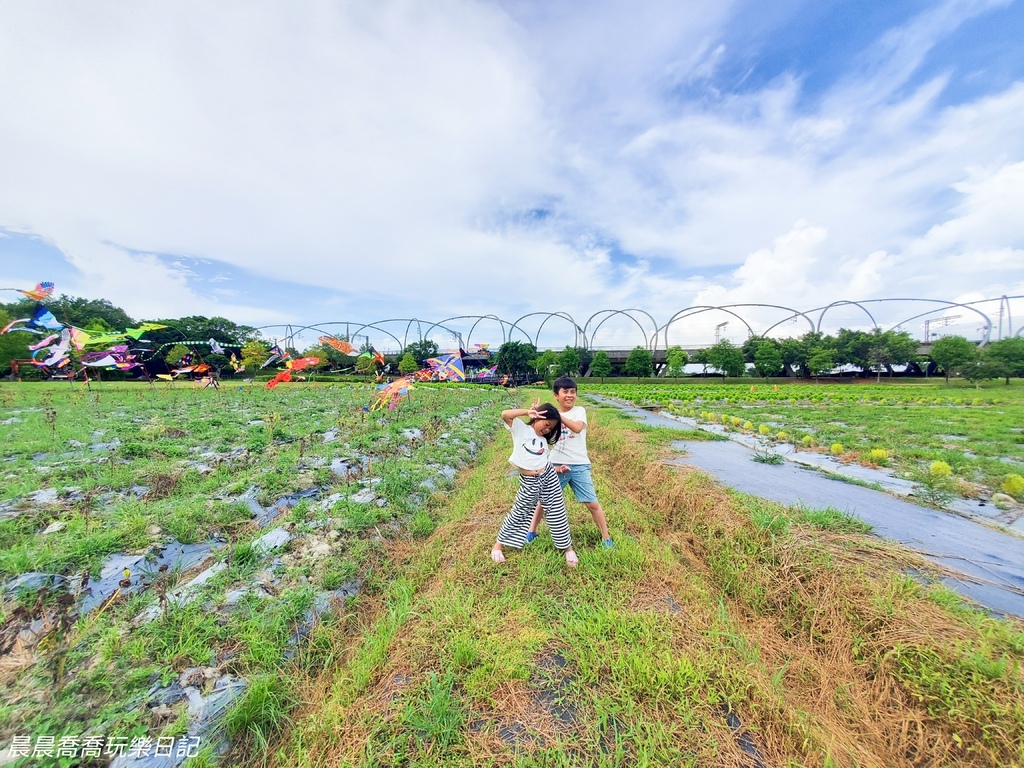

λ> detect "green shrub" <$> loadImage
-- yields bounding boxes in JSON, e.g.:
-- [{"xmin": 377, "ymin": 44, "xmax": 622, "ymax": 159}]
[{"xmin": 1001, "ymin": 473, "xmax": 1024, "ymax": 500}]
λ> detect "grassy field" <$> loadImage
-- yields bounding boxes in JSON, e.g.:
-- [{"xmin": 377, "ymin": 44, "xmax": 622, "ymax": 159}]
[
  {"xmin": 0, "ymin": 381, "xmax": 512, "ymax": 766},
  {"xmin": 2, "ymin": 379, "xmax": 1023, "ymax": 767},
  {"xmin": 586, "ymin": 379, "xmax": 1024, "ymax": 504},
  {"xmin": 263, "ymin": 401, "xmax": 1024, "ymax": 768}
]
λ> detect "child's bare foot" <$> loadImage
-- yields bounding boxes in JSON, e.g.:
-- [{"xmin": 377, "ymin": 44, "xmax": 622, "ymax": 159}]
[
  {"xmin": 491, "ymin": 547, "xmax": 505, "ymax": 563},
  {"xmin": 564, "ymin": 549, "xmax": 578, "ymax": 568}
]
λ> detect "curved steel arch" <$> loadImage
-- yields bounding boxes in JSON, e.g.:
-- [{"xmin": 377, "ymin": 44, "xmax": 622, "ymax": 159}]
[
  {"xmin": 659, "ymin": 306, "xmax": 756, "ymax": 349},
  {"xmin": 584, "ymin": 309, "xmax": 660, "ymax": 351},
  {"xmin": 327, "ymin": 320, "xmax": 406, "ymax": 351},
  {"xmin": 466, "ymin": 314, "xmax": 512, "ymax": 348},
  {"xmin": 264, "ymin": 323, "xmax": 404, "ymax": 357},
  {"xmin": 401, "ymin": 318, "xmax": 425, "ymax": 349},
  {"xmin": 510, "ymin": 311, "xmax": 585, "ymax": 349},
  {"xmin": 737, "ymin": 304, "xmax": 817, "ymax": 338},
  {"xmin": 814, "ymin": 300, "xmax": 878, "ymax": 333},
  {"xmin": 857, "ymin": 299, "xmax": 993, "ymax": 346},
  {"xmin": 421, "ymin": 315, "xmax": 515, "ymax": 349},
  {"xmin": 960, "ymin": 295, "xmax": 1023, "ymax": 341}
]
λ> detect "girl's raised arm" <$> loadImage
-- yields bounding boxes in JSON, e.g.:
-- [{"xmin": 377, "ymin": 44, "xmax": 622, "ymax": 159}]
[
  {"xmin": 502, "ymin": 408, "xmax": 528, "ymax": 425},
  {"xmin": 502, "ymin": 404, "xmax": 541, "ymax": 425}
]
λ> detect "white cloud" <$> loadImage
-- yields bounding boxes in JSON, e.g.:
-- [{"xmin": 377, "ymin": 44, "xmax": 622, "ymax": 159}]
[{"xmin": 0, "ymin": 0, "xmax": 1022, "ymax": 347}]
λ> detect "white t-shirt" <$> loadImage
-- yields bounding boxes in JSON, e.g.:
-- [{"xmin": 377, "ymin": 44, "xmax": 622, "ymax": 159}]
[
  {"xmin": 506, "ymin": 417, "xmax": 552, "ymax": 471},
  {"xmin": 550, "ymin": 405, "xmax": 589, "ymax": 465}
]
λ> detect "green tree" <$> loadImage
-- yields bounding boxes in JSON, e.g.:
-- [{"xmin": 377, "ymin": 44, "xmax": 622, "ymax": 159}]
[
  {"xmin": 866, "ymin": 328, "xmax": 918, "ymax": 381},
  {"xmin": 930, "ymin": 335, "xmax": 977, "ymax": 383},
  {"xmin": 494, "ymin": 341, "xmax": 538, "ymax": 381},
  {"xmin": 806, "ymin": 347, "xmax": 835, "ymax": 380},
  {"xmin": 706, "ymin": 340, "xmax": 746, "ymax": 378},
  {"xmin": 835, "ymin": 328, "xmax": 873, "ymax": 374},
  {"xmin": 240, "ymin": 340, "xmax": 270, "ymax": 372},
  {"xmin": 557, "ymin": 346, "xmax": 581, "ymax": 377},
  {"xmin": 0, "ymin": 309, "xmax": 31, "ymax": 376},
  {"xmin": 779, "ymin": 337, "xmax": 806, "ymax": 376},
  {"xmin": 665, "ymin": 346, "xmax": 688, "ymax": 377},
  {"xmin": 963, "ymin": 355, "xmax": 1001, "ymax": 388},
  {"xmin": 534, "ymin": 350, "xmax": 558, "ymax": 381},
  {"xmin": 398, "ymin": 353, "xmax": 419, "ymax": 375},
  {"xmin": 753, "ymin": 341, "xmax": 784, "ymax": 378},
  {"xmin": 741, "ymin": 335, "xmax": 767, "ymax": 364},
  {"xmin": 164, "ymin": 343, "xmax": 192, "ymax": 368},
  {"xmin": 624, "ymin": 347, "xmax": 653, "ymax": 379},
  {"xmin": 44, "ymin": 295, "xmax": 134, "ymax": 330},
  {"xmin": 574, "ymin": 347, "xmax": 594, "ymax": 376},
  {"xmin": 985, "ymin": 337, "xmax": 1024, "ymax": 384},
  {"xmin": 404, "ymin": 339, "xmax": 439, "ymax": 365},
  {"xmin": 590, "ymin": 350, "xmax": 612, "ymax": 381},
  {"xmin": 691, "ymin": 348, "xmax": 710, "ymax": 376}
]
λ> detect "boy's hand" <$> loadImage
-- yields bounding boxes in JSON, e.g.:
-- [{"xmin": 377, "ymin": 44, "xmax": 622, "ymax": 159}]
[{"xmin": 555, "ymin": 465, "xmax": 570, "ymax": 474}]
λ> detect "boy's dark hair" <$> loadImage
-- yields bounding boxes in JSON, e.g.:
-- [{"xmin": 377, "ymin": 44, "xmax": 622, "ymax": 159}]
[
  {"xmin": 552, "ymin": 376, "xmax": 577, "ymax": 394},
  {"xmin": 530, "ymin": 402, "xmax": 563, "ymax": 445}
]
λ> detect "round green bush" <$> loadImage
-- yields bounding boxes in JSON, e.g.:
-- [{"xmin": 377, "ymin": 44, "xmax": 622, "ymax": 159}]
[{"xmin": 1002, "ymin": 473, "xmax": 1024, "ymax": 500}]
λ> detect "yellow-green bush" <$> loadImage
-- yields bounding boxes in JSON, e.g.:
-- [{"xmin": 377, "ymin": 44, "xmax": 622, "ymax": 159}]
[
  {"xmin": 930, "ymin": 460, "xmax": 952, "ymax": 479},
  {"xmin": 868, "ymin": 448, "xmax": 889, "ymax": 462},
  {"xmin": 1002, "ymin": 473, "xmax": 1024, "ymax": 500},
  {"xmin": 830, "ymin": 443, "xmax": 844, "ymax": 455}
]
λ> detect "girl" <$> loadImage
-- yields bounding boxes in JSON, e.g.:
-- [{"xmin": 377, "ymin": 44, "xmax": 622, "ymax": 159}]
[{"xmin": 491, "ymin": 401, "xmax": 578, "ymax": 568}]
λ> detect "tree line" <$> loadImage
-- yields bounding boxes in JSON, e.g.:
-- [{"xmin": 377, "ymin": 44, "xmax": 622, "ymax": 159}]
[
  {"xmin": 491, "ymin": 329, "xmax": 1024, "ymax": 384},
  {"xmin": 2, "ymin": 294, "xmax": 1021, "ymax": 383}
]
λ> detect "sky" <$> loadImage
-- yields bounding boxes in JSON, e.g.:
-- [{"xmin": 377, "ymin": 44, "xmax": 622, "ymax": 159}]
[{"xmin": 1, "ymin": 0, "xmax": 1023, "ymax": 351}]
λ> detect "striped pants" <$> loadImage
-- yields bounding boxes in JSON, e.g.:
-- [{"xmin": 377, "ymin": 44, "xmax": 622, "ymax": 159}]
[{"xmin": 497, "ymin": 464, "xmax": 572, "ymax": 550}]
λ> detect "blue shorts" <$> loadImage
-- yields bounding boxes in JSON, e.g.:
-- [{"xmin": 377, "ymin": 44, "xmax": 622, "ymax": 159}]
[{"xmin": 556, "ymin": 464, "xmax": 598, "ymax": 503}]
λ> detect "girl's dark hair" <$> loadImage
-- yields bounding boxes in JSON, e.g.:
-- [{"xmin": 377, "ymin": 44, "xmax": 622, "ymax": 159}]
[{"xmin": 529, "ymin": 402, "xmax": 563, "ymax": 445}]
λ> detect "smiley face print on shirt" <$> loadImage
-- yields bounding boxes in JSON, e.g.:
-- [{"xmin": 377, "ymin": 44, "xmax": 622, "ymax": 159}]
[{"xmin": 522, "ymin": 436, "xmax": 547, "ymax": 456}]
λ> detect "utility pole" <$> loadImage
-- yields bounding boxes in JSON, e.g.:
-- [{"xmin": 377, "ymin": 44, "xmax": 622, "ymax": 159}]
[
  {"xmin": 714, "ymin": 321, "xmax": 728, "ymax": 344},
  {"xmin": 923, "ymin": 315, "xmax": 962, "ymax": 342}
]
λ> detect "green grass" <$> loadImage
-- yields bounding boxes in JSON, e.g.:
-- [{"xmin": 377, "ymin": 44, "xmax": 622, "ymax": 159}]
[
  {"xmin": 0, "ymin": 380, "xmax": 511, "ymax": 761},
  {"xmin": 268, "ymin": 401, "xmax": 1024, "ymax": 768}
]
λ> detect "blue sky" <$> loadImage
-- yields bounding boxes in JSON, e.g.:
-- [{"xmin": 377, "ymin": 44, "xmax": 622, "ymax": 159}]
[{"xmin": 1, "ymin": 0, "xmax": 1022, "ymax": 351}]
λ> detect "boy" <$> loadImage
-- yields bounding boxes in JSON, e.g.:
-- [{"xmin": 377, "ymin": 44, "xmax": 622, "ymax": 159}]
[{"xmin": 528, "ymin": 376, "xmax": 613, "ymax": 548}]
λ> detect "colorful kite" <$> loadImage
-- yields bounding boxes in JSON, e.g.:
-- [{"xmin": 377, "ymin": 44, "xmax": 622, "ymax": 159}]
[
  {"xmin": 80, "ymin": 345, "xmax": 141, "ymax": 370},
  {"xmin": 319, "ymin": 336, "xmax": 357, "ymax": 355},
  {"xmin": 262, "ymin": 343, "xmax": 292, "ymax": 368},
  {"xmin": 1, "ymin": 304, "xmax": 65, "ymax": 335},
  {"xmin": 477, "ymin": 365, "xmax": 498, "ymax": 379},
  {"xmin": 425, "ymin": 353, "xmax": 465, "ymax": 382},
  {"xmin": 2, "ymin": 281, "xmax": 55, "ymax": 301},
  {"xmin": 265, "ymin": 356, "xmax": 320, "ymax": 389},
  {"xmin": 124, "ymin": 323, "xmax": 168, "ymax": 339},
  {"xmin": 370, "ymin": 376, "xmax": 414, "ymax": 411}
]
